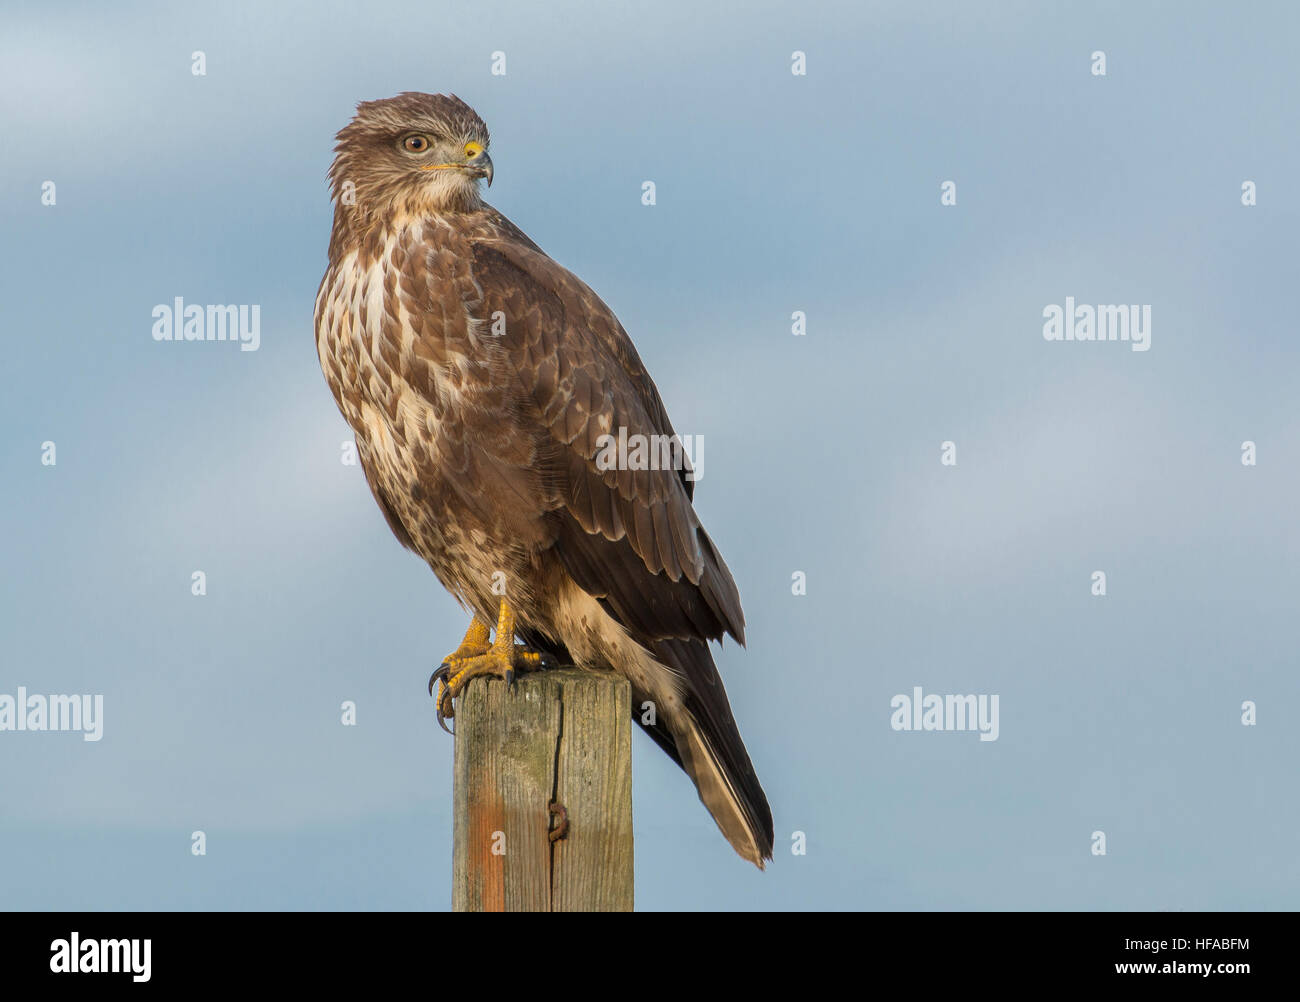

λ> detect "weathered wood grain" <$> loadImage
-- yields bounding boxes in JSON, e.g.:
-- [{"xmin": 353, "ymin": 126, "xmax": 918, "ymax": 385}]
[{"xmin": 451, "ymin": 668, "xmax": 633, "ymax": 911}]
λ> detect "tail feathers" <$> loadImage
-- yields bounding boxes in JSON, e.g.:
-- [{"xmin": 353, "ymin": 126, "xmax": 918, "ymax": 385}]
[
  {"xmin": 649, "ymin": 637, "xmax": 774, "ymax": 868},
  {"xmin": 672, "ymin": 713, "xmax": 774, "ymax": 867},
  {"xmin": 524, "ymin": 624, "xmax": 774, "ymax": 866}
]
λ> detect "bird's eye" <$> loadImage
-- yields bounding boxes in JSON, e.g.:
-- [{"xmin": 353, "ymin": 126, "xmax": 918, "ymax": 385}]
[{"xmin": 402, "ymin": 135, "xmax": 430, "ymax": 153}]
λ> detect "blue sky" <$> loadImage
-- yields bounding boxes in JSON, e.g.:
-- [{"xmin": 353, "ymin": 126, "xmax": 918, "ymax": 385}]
[{"xmin": 2, "ymin": 0, "xmax": 1297, "ymax": 910}]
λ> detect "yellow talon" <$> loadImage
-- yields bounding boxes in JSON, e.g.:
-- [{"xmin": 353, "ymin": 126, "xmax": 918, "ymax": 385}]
[
  {"xmin": 430, "ymin": 600, "xmax": 554, "ymax": 732},
  {"xmin": 443, "ymin": 616, "xmax": 491, "ymax": 663}
]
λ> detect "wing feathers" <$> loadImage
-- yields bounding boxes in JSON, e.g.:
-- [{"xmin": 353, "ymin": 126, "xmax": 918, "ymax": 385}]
[{"xmin": 463, "ymin": 209, "xmax": 766, "ymax": 864}]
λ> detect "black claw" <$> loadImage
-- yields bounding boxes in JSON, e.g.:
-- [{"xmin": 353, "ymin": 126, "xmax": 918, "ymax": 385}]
[
  {"xmin": 430, "ymin": 665, "xmax": 455, "ymax": 735},
  {"xmin": 505, "ymin": 668, "xmax": 516, "ymax": 688}
]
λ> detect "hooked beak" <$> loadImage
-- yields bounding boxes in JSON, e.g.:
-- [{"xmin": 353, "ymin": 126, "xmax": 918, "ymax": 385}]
[
  {"xmin": 420, "ymin": 142, "xmax": 493, "ymax": 187},
  {"xmin": 475, "ymin": 150, "xmax": 493, "ymax": 187}
]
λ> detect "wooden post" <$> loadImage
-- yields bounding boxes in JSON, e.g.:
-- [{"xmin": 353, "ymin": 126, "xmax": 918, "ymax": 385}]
[{"xmin": 452, "ymin": 668, "xmax": 634, "ymax": 911}]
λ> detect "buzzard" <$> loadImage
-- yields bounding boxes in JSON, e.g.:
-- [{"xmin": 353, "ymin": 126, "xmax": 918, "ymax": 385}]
[{"xmin": 314, "ymin": 93, "xmax": 773, "ymax": 867}]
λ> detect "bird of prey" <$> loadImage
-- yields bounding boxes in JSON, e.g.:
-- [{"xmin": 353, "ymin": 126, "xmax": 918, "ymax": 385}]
[{"xmin": 314, "ymin": 92, "xmax": 773, "ymax": 867}]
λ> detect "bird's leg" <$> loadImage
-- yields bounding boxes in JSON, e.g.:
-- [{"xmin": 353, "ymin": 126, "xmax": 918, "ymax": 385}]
[
  {"xmin": 427, "ymin": 616, "xmax": 491, "ymax": 725},
  {"xmin": 443, "ymin": 616, "xmax": 493, "ymax": 664},
  {"xmin": 429, "ymin": 598, "xmax": 555, "ymax": 732}
]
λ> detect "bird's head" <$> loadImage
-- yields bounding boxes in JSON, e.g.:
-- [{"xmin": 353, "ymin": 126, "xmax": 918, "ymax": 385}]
[{"xmin": 328, "ymin": 92, "xmax": 492, "ymax": 221}]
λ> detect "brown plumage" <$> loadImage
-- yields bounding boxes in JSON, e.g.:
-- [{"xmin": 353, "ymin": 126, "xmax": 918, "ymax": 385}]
[{"xmin": 314, "ymin": 92, "xmax": 773, "ymax": 866}]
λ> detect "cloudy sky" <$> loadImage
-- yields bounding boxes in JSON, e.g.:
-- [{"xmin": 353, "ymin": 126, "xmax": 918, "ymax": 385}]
[{"xmin": 2, "ymin": 0, "xmax": 1297, "ymax": 910}]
